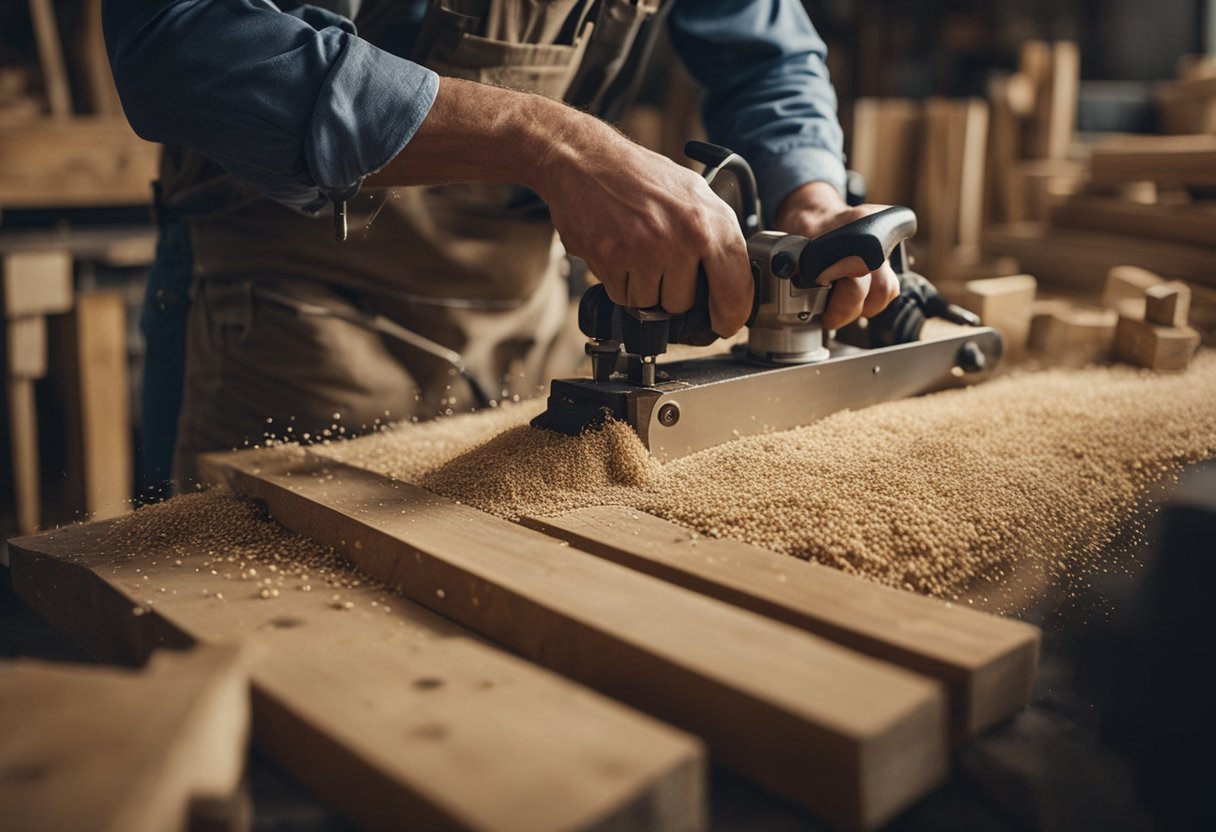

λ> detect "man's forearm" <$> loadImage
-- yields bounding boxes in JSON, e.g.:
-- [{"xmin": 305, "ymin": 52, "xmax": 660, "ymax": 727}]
[{"xmin": 365, "ymin": 77, "xmax": 577, "ymax": 193}]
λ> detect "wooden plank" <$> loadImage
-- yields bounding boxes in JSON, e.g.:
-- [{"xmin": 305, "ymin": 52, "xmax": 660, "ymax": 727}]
[
  {"xmin": 1089, "ymin": 135, "xmax": 1216, "ymax": 186},
  {"xmin": 521, "ymin": 506, "xmax": 1039, "ymax": 742},
  {"xmin": 6, "ymin": 378, "xmax": 39, "ymax": 534},
  {"xmin": 0, "ymin": 117, "xmax": 158, "ymax": 208},
  {"xmin": 1, "ymin": 251, "xmax": 72, "ymax": 318},
  {"xmin": 850, "ymin": 98, "xmax": 921, "ymax": 206},
  {"xmin": 1050, "ymin": 195, "xmax": 1216, "ymax": 251},
  {"xmin": 7, "ymin": 520, "xmax": 705, "ymax": 832},
  {"xmin": 26, "ymin": 0, "xmax": 72, "ymax": 116},
  {"xmin": 1043, "ymin": 42, "xmax": 1079, "ymax": 161},
  {"xmin": 51, "ymin": 293, "xmax": 132, "ymax": 521},
  {"xmin": 0, "ymin": 227, "xmax": 157, "ymax": 268},
  {"xmin": 210, "ymin": 450, "xmax": 950, "ymax": 830},
  {"xmin": 82, "ymin": 0, "xmax": 123, "ymax": 116},
  {"xmin": 0, "ymin": 646, "xmax": 249, "ymax": 832},
  {"xmin": 983, "ymin": 224, "xmax": 1216, "ymax": 292}
]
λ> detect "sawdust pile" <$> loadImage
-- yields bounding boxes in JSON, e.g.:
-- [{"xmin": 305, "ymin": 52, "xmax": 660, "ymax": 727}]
[
  {"xmin": 321, "ymin": 353, "xmax": 1216, "ymax": 603},
  {"xmin": 100, "ymin": 490, "xmax": 388, "ymax": 609}
]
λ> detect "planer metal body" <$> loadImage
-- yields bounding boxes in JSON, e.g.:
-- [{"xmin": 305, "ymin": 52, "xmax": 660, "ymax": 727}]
[{"xmin": 532, "ymin": 142, "xmax": 1003, "ymax": 460}]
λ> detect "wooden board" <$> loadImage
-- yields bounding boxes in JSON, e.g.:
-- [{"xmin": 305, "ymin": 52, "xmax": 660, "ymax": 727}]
[
  {"xmin": 1089, "ymin": 135, "xmax": 1216, "ymax": 187},
  {"xmin": 51, "ymin": 293, "xmax": 132, "ymax": 521},
  {"xmin": 850, "ymin": 98, "xmax": 922, "ymax": 206},
  {"xmin": 26, "ymin": 0, "xmax": 71, "ymax": 116},
  {"xmin": 210, "ymin": 449, "xmax": 950, "ymax": 830},
  {"xmin": 6, "ymin": 378, "xmax": 39, "ymax": 535},
  {"xmin": 0, "ymin": 646, "xmax": 249, "ymax": 832},
  {"xmin": 1, "ymin": 251, "xmax": 72, "ymax": 318},
  {"xmin": 521, "ymin": 506, "xmax": 1039, "ymax": 742},
  {"xmin": 983, "ymin": 224, "xmax": 1216, "ymax": 293},
  {"xmin": 0, "ymin": 117, "xmax": 158, "ymax": 208},
  {"xmin": 1049, "ymin": 195, "xmax": 1216, "ymax": 251},
  {"xmin": 7, "ymin": 521, "xmax": 705, "ymax": 832},
  {"xmin": 0, "ymin": 227, "xmax": 157, "ymax": 268}
]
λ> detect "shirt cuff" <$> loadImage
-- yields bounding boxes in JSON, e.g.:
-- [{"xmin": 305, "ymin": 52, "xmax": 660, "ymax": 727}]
[
  {"xmin": 305, "ymin": 35, "xmax": 440, "ymax": 194},
  {"xmin": 754, "ymin": 146, "xmax": 848, "ymax": 227}
]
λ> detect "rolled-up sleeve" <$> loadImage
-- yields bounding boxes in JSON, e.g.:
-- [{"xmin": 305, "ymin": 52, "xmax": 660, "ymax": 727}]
[
  {"xmin": 103, "ymin": 0, "xmax": 439, "ymax": 212},
  {"xmin": 668, "ymin": 0, "xmax": 846, "ymax": 223}
]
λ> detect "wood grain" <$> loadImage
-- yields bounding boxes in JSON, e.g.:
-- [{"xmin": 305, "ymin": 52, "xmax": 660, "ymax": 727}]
[
  {"xmin": 8, "ymin": 520, "xmax": 705, "ymax": 832},
  {"xmin": 211, "ymin": 449, "xmax": 950, "ymax": 830},
  {"xmin": 521, "ymin": 506, "xmax": 1039, "ymax": 742}
]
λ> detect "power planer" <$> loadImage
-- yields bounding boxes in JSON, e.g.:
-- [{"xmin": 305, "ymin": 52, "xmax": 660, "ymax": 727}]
[{"xmin": 532, "ymin": 142, "xmax": 1004, "ymax": 460}]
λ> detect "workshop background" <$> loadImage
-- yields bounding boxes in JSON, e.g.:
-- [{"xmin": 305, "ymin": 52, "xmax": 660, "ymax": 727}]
[{"xmin": 2, "ymin": 1, "xmax": 1215, "ymax": 831}]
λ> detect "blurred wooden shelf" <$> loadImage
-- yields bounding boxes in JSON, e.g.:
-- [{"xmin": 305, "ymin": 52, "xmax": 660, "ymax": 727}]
[{"xmin": 0, "ymin": 116, "xmax": 158, "ymax": 209}]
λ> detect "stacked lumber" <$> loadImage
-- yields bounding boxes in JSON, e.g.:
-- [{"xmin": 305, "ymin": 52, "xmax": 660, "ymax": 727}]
[
  {"xmin": 8, "ymin": 446, "xmax": 1042, "ymax": 830},
  {"xmin": 849, "ymin": 41, "xmax": 1081, "ymax": 279}
]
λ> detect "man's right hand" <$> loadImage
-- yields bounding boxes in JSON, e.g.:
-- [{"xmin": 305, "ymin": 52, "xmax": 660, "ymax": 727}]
[
  {"xmin": 533, "ymin": 120, "xmax": 753, "ymax": 337},
  {"xmin": 368, "ymin": 77, "xmax": 754, "ymax": 337}
]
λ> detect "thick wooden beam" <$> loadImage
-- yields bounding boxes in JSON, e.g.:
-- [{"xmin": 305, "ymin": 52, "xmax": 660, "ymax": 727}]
[
  {"xmin": 8, "ymin": 520, "xmax": 705, "ymax": 832},
  {"xmin": 521, "ymin": 506, "xmax": 1038, "ymax": 742},
  {"xmin": 0, "ymin": 646, "xmax": 249, "ymax": 832},
  {"xmin": 211, "ymin": 450, "xmax": 949, "ymax": 830}
]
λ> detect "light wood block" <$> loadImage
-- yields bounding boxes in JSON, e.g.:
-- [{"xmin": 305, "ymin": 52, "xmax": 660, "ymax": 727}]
[
  {"xmin": 8, "ymin": 520, "xmax": 706, "ymax": 832},
  {"xmin": 1114, "ymin": 315, "xmax": 1201, "ymax": 371},
  {"xmin": 0, "ymin": 646, "xmax": 249, "ymax": 832},
  {"xmin": 522, "ymin": 506, "xmax": 1039, "ymax": 742},
  {"xmin": 1, "ymin": 250, "xmax": 72, "ymax": 317},
  {"xmin": 961, "ymin": 274, "xmax": 1038, "ymax": 356},
  {"xmin": 1144, "ymin": 282, "xmax": 1192, "ymax": 328},
  {"xmin": 1027, "ymin": 301, "xmax": 1117, "ymax": 365},
  {"xmin": 210, "ymin": 450, "xmax": 950, "ymax": 830},
  {"xmin": 4, "ymin": 315, "xmax": 47, "ymax": 378}
]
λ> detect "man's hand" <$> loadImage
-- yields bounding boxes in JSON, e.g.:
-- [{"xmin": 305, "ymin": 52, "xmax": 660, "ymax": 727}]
[
  {"xmin": 536, "ymin": 123, "xmax": 753, "ymax": 336},
  {"xmin": 367, "ymin": 77, "xmax": 754, "ymax": 336},
  {"xmin": 774, "ymin": 182, "xmax": 900, "ymax": 330}
]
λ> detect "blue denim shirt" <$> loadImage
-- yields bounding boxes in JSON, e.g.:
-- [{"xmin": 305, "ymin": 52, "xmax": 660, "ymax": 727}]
[{"xmin": 103, "ymin": 0, "xmax": 845, "ymax": 218}]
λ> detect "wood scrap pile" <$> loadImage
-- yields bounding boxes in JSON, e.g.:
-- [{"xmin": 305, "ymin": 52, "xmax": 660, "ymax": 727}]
[{"xmin": 981, "ymin": 54, "xmax": 1216, "ymax": 349}]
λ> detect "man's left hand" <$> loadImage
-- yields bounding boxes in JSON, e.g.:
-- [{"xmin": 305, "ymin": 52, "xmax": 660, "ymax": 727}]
[{"xmin": 773, "ymin": 181, "xmax": 900, "ymax": 330}]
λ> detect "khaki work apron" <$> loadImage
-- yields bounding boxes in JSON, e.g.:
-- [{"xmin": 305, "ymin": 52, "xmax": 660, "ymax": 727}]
[{"xmin": 170, "ymin": 0, "xmax": 664, "ymax": 483}]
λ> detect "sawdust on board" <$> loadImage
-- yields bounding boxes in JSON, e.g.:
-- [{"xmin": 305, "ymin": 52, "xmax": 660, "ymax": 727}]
[
  {"xmin": 314, "ymin": 352, "xmax": 1216, "ymax": 606},
  {"xmin": 99, "ymin": 491, "xmax": 391, "ymax": 611}
]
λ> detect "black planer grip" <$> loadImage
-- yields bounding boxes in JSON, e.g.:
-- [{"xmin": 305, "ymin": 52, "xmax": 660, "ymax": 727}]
[{"xmin": 792, "ymin": 206, "xmax": 918, "ymax": 290}]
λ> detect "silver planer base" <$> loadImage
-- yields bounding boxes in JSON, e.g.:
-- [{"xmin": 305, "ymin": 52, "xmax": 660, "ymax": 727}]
[{"xmin": 534, "ymin": 328, "xmax": 1003, "ymax": 462}]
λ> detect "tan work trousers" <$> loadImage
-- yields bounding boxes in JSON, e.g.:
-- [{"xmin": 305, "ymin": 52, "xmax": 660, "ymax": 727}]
[{"xmin": 172, "ymin": 187, "xmax": 580, "ymax": 484}]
